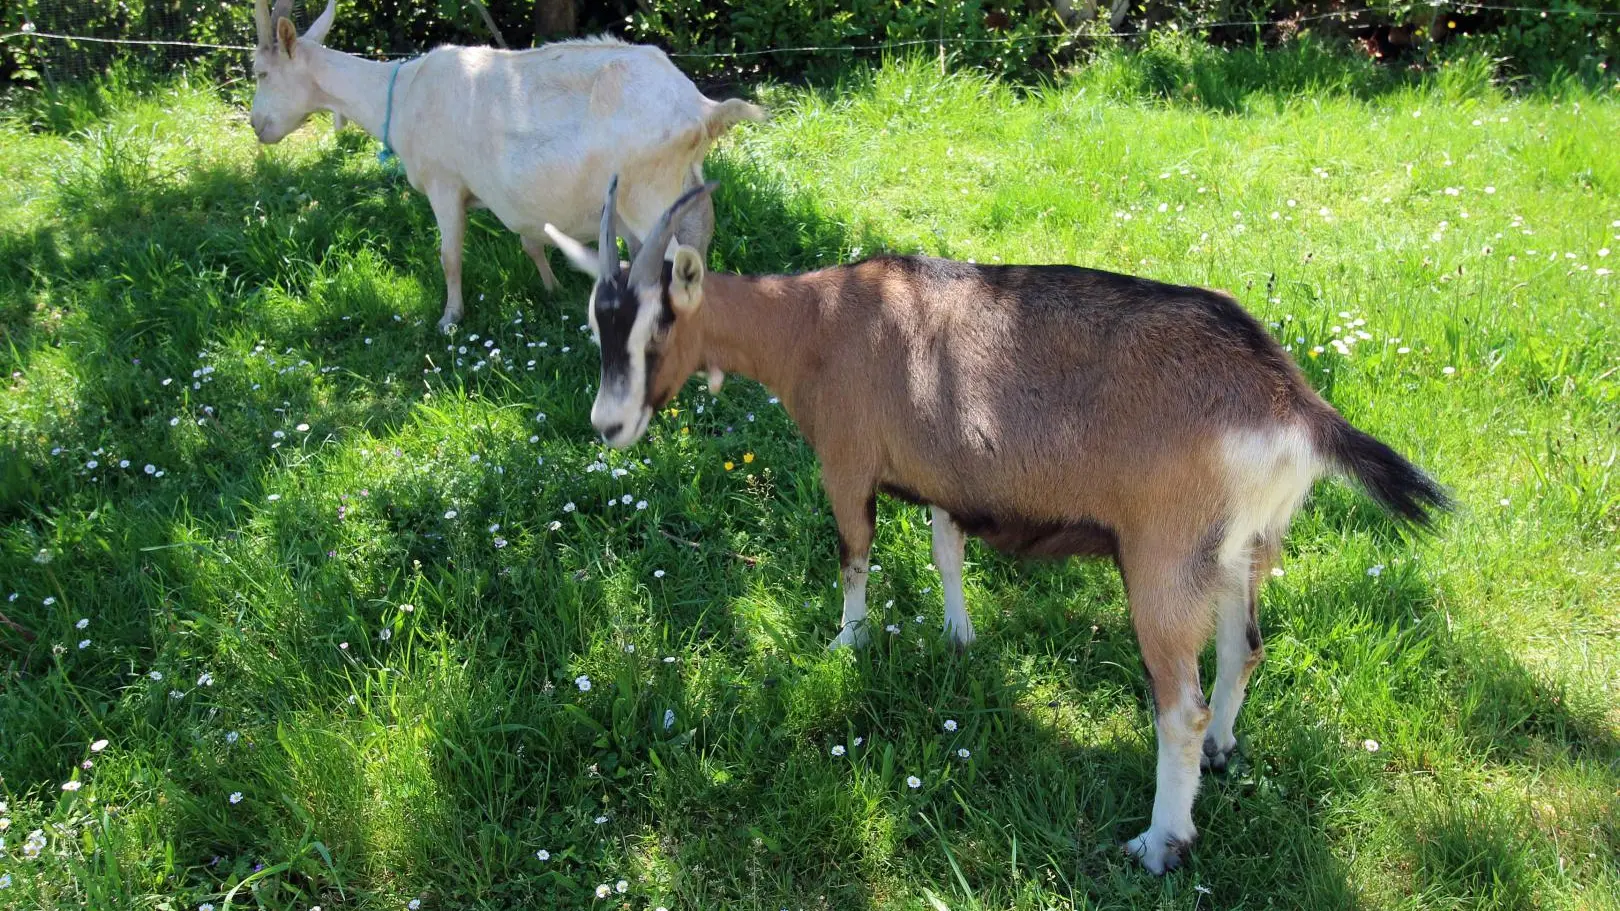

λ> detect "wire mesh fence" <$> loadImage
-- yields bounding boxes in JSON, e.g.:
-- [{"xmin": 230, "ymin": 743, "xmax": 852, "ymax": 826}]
[
  {"xmin": 0, "ymin": 1, "xmax": 522, "ymax": 91},
  {"xmin": 3, "ymin": 1, "xmax": 1617, "ymax": 97},
  {"xmin": 4, "ymin": 0, "xmax": 256, "ymax": 88}
]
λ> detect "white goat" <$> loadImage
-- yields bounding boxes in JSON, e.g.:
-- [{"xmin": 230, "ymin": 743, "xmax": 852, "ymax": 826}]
[
  {"xmin": 248, "ymin": 0, "xmax": 763, "ymax": 331},
  {"xmin": 546, "ymin": 182, "xmax": 1450, "ymax": 875}
]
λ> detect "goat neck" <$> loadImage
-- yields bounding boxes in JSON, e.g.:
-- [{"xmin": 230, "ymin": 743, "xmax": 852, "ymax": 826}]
[
  {"xmin": 304, "ymin": 45, "xmax": 412, "ymax": 152},
  {"xmin": 688, "ymin": 271, "xmax": 826, "ymax": 403}
]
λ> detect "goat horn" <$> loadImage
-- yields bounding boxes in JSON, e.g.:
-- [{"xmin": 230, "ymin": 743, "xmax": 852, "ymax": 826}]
[
  {"xmin": 270, "ymin": 0, "xmax": 294, "ymax": 27},
  {"xmin": 628, "ymin": 181, "xmax": 719, "ymax": 288},
  {"xmin": 253, "ymin": 0, "xmax": 271, "ymax": 45},
  {"xmin": 598, "ymin": 175, "xmax": 620, "ymax": 278}
]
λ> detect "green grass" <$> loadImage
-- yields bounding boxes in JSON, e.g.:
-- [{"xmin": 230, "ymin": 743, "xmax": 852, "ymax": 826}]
[{"xmin": 1, "ymin": 49, "xmax": 1618, "ymax": 910}]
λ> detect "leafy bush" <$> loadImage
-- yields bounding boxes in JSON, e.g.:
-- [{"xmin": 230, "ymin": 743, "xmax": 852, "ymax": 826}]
[
  {"xmin": 620, "ymin": 0, "xmax": 1619, "ymax": 84},
  {"xmin": 3, "ymin": 0, "xmax": 1617, "ymax": 90},
  {"xmin": 623, "ymin": 0, "xmax": 1076, "ymax": 82}
]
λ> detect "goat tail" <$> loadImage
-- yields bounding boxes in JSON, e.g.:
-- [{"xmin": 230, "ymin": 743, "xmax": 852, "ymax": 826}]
[
  {"xmin": 706, "ymin": 98, "xmax": 767, "ymax": 139},
  {"xmin": 1311, "ymin": 407, "xmax": 1451, "ymax": 526}
]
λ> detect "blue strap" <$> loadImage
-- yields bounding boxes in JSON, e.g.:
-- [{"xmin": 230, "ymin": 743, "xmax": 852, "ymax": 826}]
[{"xmin": 378, "ymin": 60, "xmax": 403, "ymax": 168}]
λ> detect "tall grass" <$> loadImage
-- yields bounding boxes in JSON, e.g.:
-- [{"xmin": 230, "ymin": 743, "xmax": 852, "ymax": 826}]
[{"xmin": 1, "ymin": 48, "xmax": 1617, "ymax": 910}]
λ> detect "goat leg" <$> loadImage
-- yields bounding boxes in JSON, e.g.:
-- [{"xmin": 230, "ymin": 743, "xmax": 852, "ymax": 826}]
[
  {"xmin": 1123, "ymin": 550, "xmax": 1211, "ymax": 874},
  {"xmin": 426, "ymin": 184, "xmax": 468, "ymax": 332},
  {"xmin": 521, "ymin": 234, "xmax": 559, "ymax": 291},
  {"xmin": 930, "ymin": 506, "xmax": 975, "ymax": 647},
  {"xmin": 827, "ymin": 484, "xmax": 877, "ymax": 649},
  {"xmin": 1203, "ymin": 534, "xmax": 1276, "ymax": 773}
]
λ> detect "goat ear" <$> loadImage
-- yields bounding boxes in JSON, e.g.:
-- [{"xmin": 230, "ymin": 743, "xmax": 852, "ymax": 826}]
[
  {"xmin": 304, "ymin": 0, "xmax": 336, "ymax": 45},
  {"xmin": 669, "ymin": 246, "xmax": 705, "ymax": 314},
  {"xmin": 543, "ymin": 224, "xmax": 602, "ymax": 277},
  {"xmin": 275, "ymin": 17, "xmax": 298, "ymax": 57}
]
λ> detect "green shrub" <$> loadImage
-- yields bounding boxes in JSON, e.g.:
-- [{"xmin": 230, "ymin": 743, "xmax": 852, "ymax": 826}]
[
  {"xmin": 623, "ymin": 0, "xmax": 1075, "ymax": 81},
  {"xmin": 3, "ymin": 0, "xmax": 1617, "ymax": 90}
]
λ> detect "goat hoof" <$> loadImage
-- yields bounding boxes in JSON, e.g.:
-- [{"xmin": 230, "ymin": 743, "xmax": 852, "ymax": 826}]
[
  {"xmin": 829, "ymin": 621, "xmax": 869, "ymax": 650},
  {"xmin": 1124, "ymin": 828, "xmax": 1192, "ymax": 875},
  {"xmin": 1201, "ymin": 735, "xmax": 1237, "ymax": 774},
  {"xmin": 436, "ymin": 313, "xmax": 461, "ymax": 334},
  {"xmin": 945, "ymin": 626, "xmax": 976, "ymax": 651}
]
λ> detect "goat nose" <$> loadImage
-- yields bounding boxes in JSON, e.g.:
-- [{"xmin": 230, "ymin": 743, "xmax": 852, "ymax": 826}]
[{"xmin": 599, "ymin": 421, "xmax": 624, "ymax": 441}]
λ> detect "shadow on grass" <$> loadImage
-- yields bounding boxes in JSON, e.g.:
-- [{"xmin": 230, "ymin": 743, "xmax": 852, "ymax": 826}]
[
  {"xmin": 1451, "ymin": 636, "xmax": 1620, "ymax": 770},
  {"xmin": 0, "ymin": 126, "xmax": 926, "ymax": 906},
  {"xmin": 3, "ymin": 94, "xmax": 1606, "ymax": 908},
  {"xmin": 928, "ymin": 550, "xmax": 1366, "ymax": 907}
]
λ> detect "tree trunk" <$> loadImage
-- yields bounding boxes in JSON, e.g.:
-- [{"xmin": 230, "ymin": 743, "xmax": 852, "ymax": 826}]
[{"xmin": 535, "ymin": 0, "xmax": 576, "ymax": 41}]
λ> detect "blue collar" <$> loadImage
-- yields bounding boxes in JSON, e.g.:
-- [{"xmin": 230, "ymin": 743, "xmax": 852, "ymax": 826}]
[{"xmin": 378, "ymin": 60, "xmax": 404, "ymax": 166}]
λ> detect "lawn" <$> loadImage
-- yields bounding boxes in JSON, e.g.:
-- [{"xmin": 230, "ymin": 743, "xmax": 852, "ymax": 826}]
[{"xmin": 0, "ymin": 47, "xmax": 1617, "ymax": 910}]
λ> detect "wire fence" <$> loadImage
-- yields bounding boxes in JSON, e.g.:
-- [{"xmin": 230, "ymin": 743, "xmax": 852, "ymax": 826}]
[{"xmin": 2, "ymin": 0, "xmax": 1616, "ymax": 90}]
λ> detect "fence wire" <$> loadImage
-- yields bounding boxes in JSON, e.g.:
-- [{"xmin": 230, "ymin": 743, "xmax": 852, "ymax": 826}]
[{"xmin": 2, "ymin": 1, "xmax": 1616, "ymax": 83}]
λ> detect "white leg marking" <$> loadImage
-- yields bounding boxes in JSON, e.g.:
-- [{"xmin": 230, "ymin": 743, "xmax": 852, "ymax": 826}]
[
  {"xmin": 521, "ymin": 234, "xmax": 558, "ymax": 291},
  {"xmin": 427, "ymin": 186, "xmax": 467, "ymax": 333},
  {"xmin": 1126, "ymin": 685, "xmax": 1208, "ymax": 874},
  {"xmin": 830, "ymin": 555, "xmax": 870, "ymax": 649},
  {"xmin": 1204, "ymin": 576, "xmax": 1256, "ymax": 772},
  {"xmin": 931, "ymin": 506, "xmax": 974, "ymax": 646}
]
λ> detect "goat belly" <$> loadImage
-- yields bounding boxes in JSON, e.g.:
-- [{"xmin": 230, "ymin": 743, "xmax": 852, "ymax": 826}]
[
  {"xmin": 875, "ymin": 484, "xmax": 1118, "ymax": 559},
  {"xmin": 961, "ymin": 513, "xmax": 1121, "ymax": 560}
]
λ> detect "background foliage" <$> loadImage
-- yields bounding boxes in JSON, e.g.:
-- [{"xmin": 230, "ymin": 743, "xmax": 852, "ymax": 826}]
[
  {"xmin": 0, "ymin": 51, "xmax": 1617, "ymax": 908},
  {"xmin": 2, "ymin": 0, "xmax": 1618, "ymax": 90}
]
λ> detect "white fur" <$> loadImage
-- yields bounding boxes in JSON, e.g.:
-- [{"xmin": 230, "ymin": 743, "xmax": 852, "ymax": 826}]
[
  {"xmin": 830, "ymin": 556, "xmax": 870, "ymax": 649},
  {"xmin": 591, "ymin": 287, "xmax": 661, "ymax": 447},
  {"xmin": 1205, "ymin": 581, "xmax": 1253, "ymax": 762},
  {"xmin": 250, "ymin": 0, "xmax": 762, "ymax": 331},
  {"xmin": 1218, "ymin": 425, "xmax": 1319, "ymax": 567},
  {"xmin": 931, "ymin": 507, "xmax": 975, "ymax": 646},
  {"xmin": 1126, "ymin": 689, "xmax": 1207, "ymax": 874}
]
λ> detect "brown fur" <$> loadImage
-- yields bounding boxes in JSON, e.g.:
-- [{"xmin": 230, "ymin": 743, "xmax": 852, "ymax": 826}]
[
  {"xmin": 596, "ymin": 242, "xmax": 1444, "ymax": 871},
  {"xmin": 656, "ymin": 257, "xmax": 1313, "ymax": 569}
]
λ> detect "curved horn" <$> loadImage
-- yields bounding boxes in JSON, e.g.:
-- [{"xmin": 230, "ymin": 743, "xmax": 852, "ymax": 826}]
[
  {"xmin": 253, "ymin": 0, "xmax": 271, "ymax": 46},
  {"xmin": 597, "ymin": 175, "xmax": 619, "ymax": 278},
  {"xmin": 627, "ymin": 181, "xmax": 719, "ymax": 288},
  {"xmin": 304, "ymin": 0, "xmax": 336, "ymax": 44},
  {"xmin": 270, "ymin": 0, "xmax": 294, "ymax": 27}
]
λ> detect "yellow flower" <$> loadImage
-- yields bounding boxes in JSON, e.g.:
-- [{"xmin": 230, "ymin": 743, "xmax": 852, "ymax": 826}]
[
  {"xmin": 667, "ymin": 407, "xmax": 681, "ymax": 417},
  {"xmin": 724, "ymin": 461, "xmax": 734, "ymax": 471},
  {"xmin": 681, "ymin": 427, "xmax": 690, "ymax": 435},
  {"xmin": 743, "ymin": 452, "xmax": 755, "ymax": 464}
]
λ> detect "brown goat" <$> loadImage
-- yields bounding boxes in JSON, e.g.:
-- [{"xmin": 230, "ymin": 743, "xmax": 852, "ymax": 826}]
[{"xmin": 546, "ymin": 182, "xmax": 1449, "ymax": 874}]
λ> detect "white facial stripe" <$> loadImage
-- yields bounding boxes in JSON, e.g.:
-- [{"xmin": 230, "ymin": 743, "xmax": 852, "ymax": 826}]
[{"xmin": 593, "ymin": 286, "xmax": 663, "ymax": 438}]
